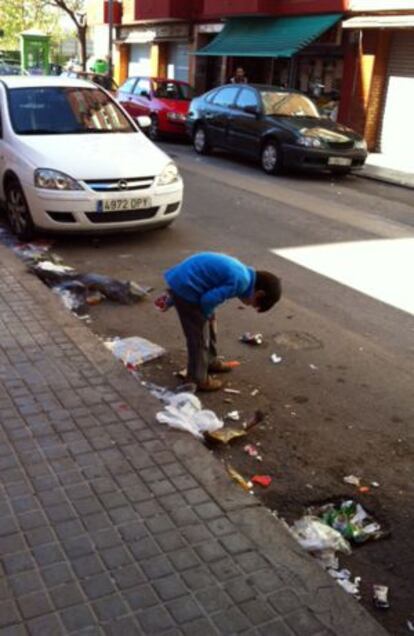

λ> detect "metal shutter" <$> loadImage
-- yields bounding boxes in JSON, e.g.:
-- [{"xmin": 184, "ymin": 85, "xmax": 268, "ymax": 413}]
[
  {"xmin": 380, "ymin": 32, "xmax": 414, "ymax": 156},
  {"xmin": 128, "ymin": 43, "xmax": 151, "ymax": 77},
  {"xmin": 167, "ymin": 43, "xmax": 189, "ymax": 82}
]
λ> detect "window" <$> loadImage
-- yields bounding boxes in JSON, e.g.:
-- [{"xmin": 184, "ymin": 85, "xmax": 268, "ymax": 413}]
[
  {"xmin": 153, "ymin": 81, "xmax": 194, "ymax": 101},
  {"xmin": 260, "ymin": 91, "xmax": 319, "ymax": 118},
  {"xmin": 134, "ymin": 78, "xmax": 151, "ymax": 96},
  {"xmin": 212, "ymin": 87, "xmax": 238, "ymax": 108},
  {"xmin": 8, "ymin": 87, "xmax": 135, "ymax": 135},
  {"xmin": 119, "ymin": 78, "xmax": 136, "ymax": 94},
  {"xmin": 236, "ymin": 88, "xmax": 259, "ymax": 111}
]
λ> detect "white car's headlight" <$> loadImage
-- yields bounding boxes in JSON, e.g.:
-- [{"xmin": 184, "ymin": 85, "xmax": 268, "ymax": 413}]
[
  {"xmin": 355, "ymin": 139, "xmax": 367, "ymax": 151},
  {"xmin": 157, "ymin": 162, "xmax": 180, "ymax": 186},
  {"xmin": 34, "ymin": 169, "xmax": 83, "ymax": 191},
  {"xmin": 297, "ymin": 135, "xmax": 322, "ymax": 148}
]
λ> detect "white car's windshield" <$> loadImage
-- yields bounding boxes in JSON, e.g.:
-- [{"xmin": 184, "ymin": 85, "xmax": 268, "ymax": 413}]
[
  {"xmin": 9, "ymin": 86, "xmax": 135, "ymax": 135},
  {"xmin": 260, "ymin": 91, "xmax": 320, "ymax": 118}
]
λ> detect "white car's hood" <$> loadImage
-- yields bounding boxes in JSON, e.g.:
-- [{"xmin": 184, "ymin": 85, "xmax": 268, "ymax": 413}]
[{"xmin": 16, "ymin": 132, "xmax": 170, "ymax": 180}]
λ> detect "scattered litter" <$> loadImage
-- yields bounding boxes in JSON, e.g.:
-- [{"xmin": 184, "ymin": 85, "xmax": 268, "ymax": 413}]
[
  {"xmin": 308, "ymin": 500, "xmax": 389, "ymax": 544},
  {"xmin": 243, "ymin": 410, "xmax": 265, "ymax": 431},
  {"xmin": 86, "ymin": 291, "xmax": 105, "ymax": 305},
  {"xmin": 290, "ymin": 516, "xmax": 351, "ymax": 556},
  {"xmin": 156, "ymin": 392, "xmax": 223, "ymax": 439},
  {"xmin": 239, "ymin": 332, "xmax": 263, "ymax": 345},
  {"xmin": 309, "ymin": 364, "xmax": 318, "ymax": 370},
  {"xmin": 244, "ymin": 444, "xmax": 262, "ymax": 461},
  {"xmin": 175, "ymin": 368, "xmax": 187, "ymax": 380},
  {"xmin": 373, "ymin": 585, "xmax": 390, "ymax": 609},
  {"xmin": 371, "ymin": 481, "xmax": 380, "ymax": 488},
  {"xmin": 329, "ymin": 569, "xmax": 361, "ymax": 599},
  {"xmin": 227, "ymin": 465, "xmax": 252, "ymax": 491},
  {"xmin": 226, "ymin": 411, "xmax": 240, "ymax": 421},
  {"xmin": 105, "ymin": 337, "xmax": 165, "ymax": 368},
  {"xmin": 270, "ymin": 353, "xmax": 282, "ymax": 364},
  {"xmin": 224, "ymin": 360, "xmax": 241, "ymax": 369},
  {"xmin": 251, "ymin": 475, "xmax": 272, "ymax": 488},
  {"xmin": 206, "ymin": 427, "xmax": 247, "ymax": 444},
  {"xmin": 407, "ymin": 620, "xmax": 414, "ymax": 632},
  {"xmin": 224, "ymin": 388, "xmax": 241, "ymax": 395},
  {"xmin": 206, "ymin": 410, "xmax": 264, "ymax": 444},
  {"xmin": 343, "ymin": 475, "xmax": 361, "ymax": 487},
  {"xmin": 359, "ymin": 486, "xmax": 370, "ymax": 494},
  {"xmin": 250, "ymin": 389, "xmax": 259, "ymax": 397}
]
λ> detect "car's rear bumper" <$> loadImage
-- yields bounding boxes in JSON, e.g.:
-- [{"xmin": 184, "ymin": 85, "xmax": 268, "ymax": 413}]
[
  {"xmin": 282, "ymin": 144, "xmax": 367, "ymax": 171},
  {"xmin": 23, "ymin": 180, "xmax": 183, "ymax": 232}
]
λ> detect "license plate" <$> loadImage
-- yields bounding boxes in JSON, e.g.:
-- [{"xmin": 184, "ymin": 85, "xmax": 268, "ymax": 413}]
[
  {"xmin": 328, "ymin": 157, "xmax": 352, "ymax": 166},
  {"xmin": 97, "ymin": 197, "xmax": 151, "ymax": 213}
]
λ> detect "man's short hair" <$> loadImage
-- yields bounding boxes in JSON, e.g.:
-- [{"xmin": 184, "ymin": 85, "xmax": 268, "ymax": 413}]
[{"xmin": 254, "ymin": 271, "xmax": 282, "ymax": 312}]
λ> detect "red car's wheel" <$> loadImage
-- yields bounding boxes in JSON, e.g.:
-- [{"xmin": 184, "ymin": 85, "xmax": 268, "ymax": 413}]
[{"xmin": 149, "ymin": 115, "xmax": 159, "ymax": 141}]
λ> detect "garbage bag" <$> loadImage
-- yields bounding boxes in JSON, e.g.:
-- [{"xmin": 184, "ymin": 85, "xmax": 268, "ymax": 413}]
[
  {"xmin": 156, "ymin": 392, "xmax": 223, "ymax": 439},
  {"xmin": 79, "ymin": 273, "xmax": 150, "ymax": 304},
  {"xmin": 290, "ymin": 516, "xmax": 351, "ymax": 555},
  {"xmin": 105, "ymin": 337, "xmax": 165, "ymax": 368}
]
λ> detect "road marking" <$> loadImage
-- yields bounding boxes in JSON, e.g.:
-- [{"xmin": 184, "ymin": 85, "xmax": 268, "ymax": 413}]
[{"xmin": 272, "ymin": 238, "xmax": 414, "ymax": 316}]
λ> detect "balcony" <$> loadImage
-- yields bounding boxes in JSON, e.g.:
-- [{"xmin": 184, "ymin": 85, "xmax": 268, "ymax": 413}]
[
  {"xmin": 202, "ymin": 0, "xmax": 347, "ymax": 18},
  {"xmin": 135, "ymin": 0, "xmax": 203, "ymax": 21}
]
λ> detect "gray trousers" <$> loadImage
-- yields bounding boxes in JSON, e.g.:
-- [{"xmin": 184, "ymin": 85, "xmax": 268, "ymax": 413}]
[{"xmin": 171, "ymin": 292, "xmax": 217, "ymax": 383}]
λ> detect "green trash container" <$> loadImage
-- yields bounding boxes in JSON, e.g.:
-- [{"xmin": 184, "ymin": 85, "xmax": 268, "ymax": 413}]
[{"xmin": 93, "ymin": 59, "xmax": 108, "ymax": 74}]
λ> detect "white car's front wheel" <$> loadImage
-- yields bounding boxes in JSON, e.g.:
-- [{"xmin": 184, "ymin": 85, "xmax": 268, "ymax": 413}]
[{"xmin": 6, "ymin": 179, "xmax": 35, "ymax": 240}]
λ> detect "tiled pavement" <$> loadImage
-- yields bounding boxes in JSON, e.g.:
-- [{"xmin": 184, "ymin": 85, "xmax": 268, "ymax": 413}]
[{"xmin": 0, "ymin": 244, "xmax": 386, "ymax": 636}]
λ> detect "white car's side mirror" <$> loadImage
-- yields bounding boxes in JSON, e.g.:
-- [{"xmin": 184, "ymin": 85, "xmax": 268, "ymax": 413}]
[{"xmin": 136, "ymin": 115, "xmax": 151, "ymax": 129}]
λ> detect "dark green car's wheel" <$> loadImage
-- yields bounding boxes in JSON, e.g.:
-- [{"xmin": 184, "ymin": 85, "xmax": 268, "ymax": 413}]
[
  {"xmin": 261, "ymin": 140, "xmax": 283, "ymax": 175},
  {"xmin": 5, "ymin": 178, "xmax": 35, "ymax": 240},
  {"xmin": 193, "ymin": 125, "xmax": 211, "ymax": 155}
]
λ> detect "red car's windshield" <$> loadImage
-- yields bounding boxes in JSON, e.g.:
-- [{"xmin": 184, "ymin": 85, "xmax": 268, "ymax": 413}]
[{"xmin": 153, "ymin": 81, "xmax": 194, "ymax": 101}]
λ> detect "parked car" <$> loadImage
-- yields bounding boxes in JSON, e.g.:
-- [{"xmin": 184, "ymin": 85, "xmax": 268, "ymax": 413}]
[
  {"xmin": 187, "ymin": 84, "xmax": 368, "ymax": 175},
  {"xmin": 0, "ymin": 62, "xmax": 28, "ymax": 76},
  {"xmin": 117, "ymin": 77, "xmax": 194, "ymax": 140},
  {"xmin": 0, "ymin": 76, "xmax": 183, "ymax": 239},
  {"xmin": 60, "ymin": 70, "xmax": 118, "ymax": 94}
]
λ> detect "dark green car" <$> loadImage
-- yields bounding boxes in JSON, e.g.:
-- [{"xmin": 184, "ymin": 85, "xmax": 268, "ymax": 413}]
[{"xmin": 187, "ymin": 84, "xmax": 367, "ymax": 175}]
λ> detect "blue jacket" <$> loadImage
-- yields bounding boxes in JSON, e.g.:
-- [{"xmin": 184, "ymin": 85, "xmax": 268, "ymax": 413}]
[{"xmin": 165, "ymin": 252, "xmax": 256, "ymax": 319}]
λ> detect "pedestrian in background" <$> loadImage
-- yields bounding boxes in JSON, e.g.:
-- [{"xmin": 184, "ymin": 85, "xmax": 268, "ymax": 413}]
[
  {"xmin": 229, "ymin": 67, "xmax": 248, "ymax": 84},
  {"xmin": 156, "ymin": 252, "xmax": 282, "ymax": 392}
]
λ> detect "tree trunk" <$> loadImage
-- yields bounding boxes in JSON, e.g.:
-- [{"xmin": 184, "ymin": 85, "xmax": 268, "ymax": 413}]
[{"xmin": 77, "ymin": 24, "xmax": 87, "ymax": 71}]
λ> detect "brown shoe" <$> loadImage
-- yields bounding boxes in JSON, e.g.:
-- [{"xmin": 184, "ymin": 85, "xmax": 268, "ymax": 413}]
[
  {"xmin": 197, "ymin": 377, "xmax": 223, "ymax": 392},
  {"xmin": 208, "ymin": 360, "xmax": 233, "ymax": 374}
]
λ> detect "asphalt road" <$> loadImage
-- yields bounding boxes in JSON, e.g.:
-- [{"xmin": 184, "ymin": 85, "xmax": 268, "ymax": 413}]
[{"xmin": 15, "ymin": 142, "xmax": 414, "ymax": 634}]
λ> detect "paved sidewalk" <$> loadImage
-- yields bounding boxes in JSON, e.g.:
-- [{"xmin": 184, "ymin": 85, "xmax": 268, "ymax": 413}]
[
  {"xmin": 0, "ymin": 244, "xmax": 386, "ymax": 636},
  {"xmin": 360, "ymin": 154, "xmax": 414, "ymax": 189}
]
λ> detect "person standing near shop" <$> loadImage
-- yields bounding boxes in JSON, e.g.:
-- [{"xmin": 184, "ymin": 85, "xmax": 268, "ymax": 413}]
[{"xmin": 229, "ymin": 67, "xmax": 248, "ymax": 84}]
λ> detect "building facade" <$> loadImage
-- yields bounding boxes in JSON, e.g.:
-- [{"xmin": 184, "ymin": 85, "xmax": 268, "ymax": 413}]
[
  {"xmin": 339, "ymin": 1, "xmax": 414, "ymax": 156},
  {"xmin": 86, "ymin": 0, "xmax": 414, "ymax": 157}
]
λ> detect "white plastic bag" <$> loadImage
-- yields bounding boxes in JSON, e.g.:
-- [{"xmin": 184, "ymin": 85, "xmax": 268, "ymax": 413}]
[
  {"xmin": 156, "ymin": 392, "xmax": 223, "ymax": 439},
  {"xmin": 290, "ymin": 516, "xmax": 351, "ymax": 555},
  {"xmin": 105, "ymin": 337, "xmax": 165, "ymax": 367}
]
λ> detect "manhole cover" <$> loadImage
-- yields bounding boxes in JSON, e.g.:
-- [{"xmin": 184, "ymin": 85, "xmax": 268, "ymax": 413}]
[{"xmin": 273, "ymin": 331, "xmax": 323, "ymax": 351}]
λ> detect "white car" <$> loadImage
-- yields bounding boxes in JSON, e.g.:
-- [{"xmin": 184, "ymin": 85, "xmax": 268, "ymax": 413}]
[{"xmin": 0, "ymin": 76, "xmax": 183, "ymax": 239}]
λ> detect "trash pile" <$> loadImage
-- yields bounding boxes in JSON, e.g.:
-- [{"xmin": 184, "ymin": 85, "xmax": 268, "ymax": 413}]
[
  {"xmin": 0, "ymin": 228, "xmax": 151, "ymax": 315},
  {"xmin": 290, "ymin": 499, "xmax": 390, "ymax": 604},
  {"xmin": 156, "ymin": 392, "xmax": 223, "ymax": 439}
]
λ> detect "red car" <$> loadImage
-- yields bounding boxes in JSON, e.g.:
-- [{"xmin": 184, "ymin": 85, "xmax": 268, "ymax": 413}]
[{"xmin": 116, "ymin": 77, "xmax": 194, "ymax": 140}]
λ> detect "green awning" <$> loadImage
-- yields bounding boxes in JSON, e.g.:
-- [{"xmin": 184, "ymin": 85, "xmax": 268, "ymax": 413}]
[{"xmin": 196, "ymin": 14, "xmax": 342, "ymax": 58}]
